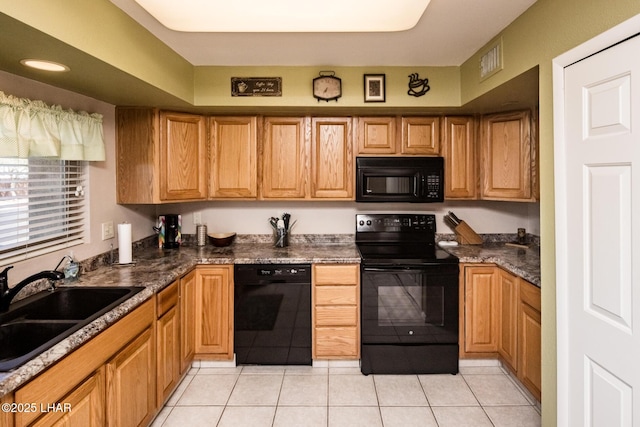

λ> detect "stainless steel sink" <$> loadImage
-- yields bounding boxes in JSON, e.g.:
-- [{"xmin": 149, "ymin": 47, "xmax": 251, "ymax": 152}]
[{"xmin": 0, "ymin": 286, "xmax": 144, "ymax": 371}]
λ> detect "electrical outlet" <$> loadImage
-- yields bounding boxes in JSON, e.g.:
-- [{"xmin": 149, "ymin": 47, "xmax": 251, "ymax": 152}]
[
  {"xmin": 193, "ymin": 211, "xmax": 202, "ymax": 225},
  {"xmin": 101, "ymin": 221, "xmax": 115, "ymax": 240}
]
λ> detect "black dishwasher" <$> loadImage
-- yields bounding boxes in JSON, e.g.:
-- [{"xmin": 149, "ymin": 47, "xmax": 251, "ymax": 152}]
[{"xmin": 234, "ymin": 264, "xmax": 312, "ymax": 365}]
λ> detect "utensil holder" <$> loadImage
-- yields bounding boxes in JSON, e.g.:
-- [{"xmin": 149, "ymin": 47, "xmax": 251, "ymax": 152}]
[{"xmin": 273, "ymin": 229, "xmax": 288, "ymax": 248}]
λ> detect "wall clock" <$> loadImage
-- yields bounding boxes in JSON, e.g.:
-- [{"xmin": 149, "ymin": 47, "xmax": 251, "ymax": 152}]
[{"xmin": 313, "ymin": 71, "xmax": 342, "ymax": 102}]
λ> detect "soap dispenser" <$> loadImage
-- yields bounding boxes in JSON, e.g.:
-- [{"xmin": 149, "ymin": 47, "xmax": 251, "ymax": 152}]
[{"xmin": 63, "ymin": 252, "xmax": 80, "ymax": 280}]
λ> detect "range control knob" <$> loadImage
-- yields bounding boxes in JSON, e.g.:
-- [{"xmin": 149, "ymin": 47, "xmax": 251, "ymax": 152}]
[{"xmin": 359, "ymin": 220, "xmax": 365, "ymax": 226}]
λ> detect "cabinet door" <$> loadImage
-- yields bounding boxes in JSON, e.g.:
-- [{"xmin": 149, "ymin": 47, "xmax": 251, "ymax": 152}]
[
  {"xmin": 32, "ymin": 368, "xmax": 105, "ymax": 427},
  {"xmin": 401, "ymin": 117, "xmax": 440, "ymax": 154},
  {"xmin": 518, "ymin": 280, "xmax": 541, "ymax": 401},
  {"xmin": 210, "ymin": 116, "xmax": 257, "ymax": 198},
  {"xmin": 480, "ymin": 110, "xmax": 533, "ymax": 201},
  {"xmin": 261, "ymin": 117, "xmax": 309, "ymax": 199},
  {"xmin": 443, "ymin": 116, "xmax": 477, "ymax": 199},
  {"xmin": 357, "ymin": 116, "xmax": 397, "ymax": 154},
  {"xmin": 497, "ymin": 269, "xmax": 519, "ymax": 372},
  {"xmin": 194, "ymin": 266, "xmax": 233, "ymax": 358},
  {"xmin": 311, "ymin": 117, "xmax": 353, "ymax": 199},
  {"xmin": 106, "ymin": 328, "xmax": 155, "ymax": 427},
  {"xmin": 157, "ymin": 306, "xmax": 180, "ymax": 405},
  {"xmin": 159, "ymin": 111, "xmax": 207, "ymax": 201},
  {"xmin": 463, "ymin": 265, "xmax": 499, "ymax": 355},
  {"xmin": 180, "ymin": 270, "xmax": 196, "ymax": 373},
  {"xmin": 116, "ymin": 107, "xmax": 159, "ymax": 204}
]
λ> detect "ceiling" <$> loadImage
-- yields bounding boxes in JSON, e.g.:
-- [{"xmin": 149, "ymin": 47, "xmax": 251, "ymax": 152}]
[{"xmin": 110, "ymin": 0, "xmax": 538, "ymax": 67}]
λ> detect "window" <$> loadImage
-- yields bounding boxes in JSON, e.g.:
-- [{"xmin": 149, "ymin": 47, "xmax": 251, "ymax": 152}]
[{"xmin": 0, "ymin": 158, "xmax": 86, "ymax": 264}]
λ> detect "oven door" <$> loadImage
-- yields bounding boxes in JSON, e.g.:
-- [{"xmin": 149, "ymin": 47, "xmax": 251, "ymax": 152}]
[{"xmin": 361, "ymin": 264, "xmax": 459, "ymax": 345}]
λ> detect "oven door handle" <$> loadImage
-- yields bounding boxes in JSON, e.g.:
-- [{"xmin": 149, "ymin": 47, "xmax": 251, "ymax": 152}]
[{"xmin": 362, "ymin": 266, "xmax": 423, "ymax": 273}]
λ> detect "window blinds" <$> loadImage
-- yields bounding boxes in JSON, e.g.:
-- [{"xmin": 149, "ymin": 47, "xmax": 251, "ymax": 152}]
[{"xmin": 0, "ymin": 158, "xmax": 86, "ymax": 263}]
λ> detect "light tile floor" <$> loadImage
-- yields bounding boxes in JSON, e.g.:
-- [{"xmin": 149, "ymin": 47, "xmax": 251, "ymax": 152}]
[{"xmin": 151, "ymin": 363, "xmax": 541, "ymax": 427}]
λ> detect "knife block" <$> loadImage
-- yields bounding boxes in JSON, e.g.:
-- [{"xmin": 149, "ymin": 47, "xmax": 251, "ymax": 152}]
[{"xmin": 454, "ymin": 221, "xmax": 483, "ymax": 245}]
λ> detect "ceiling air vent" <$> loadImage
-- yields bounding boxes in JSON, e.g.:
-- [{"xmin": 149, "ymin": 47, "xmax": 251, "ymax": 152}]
[{"xmin": 480, "ymin": 38, "xmax": 503, "ymax": 81}]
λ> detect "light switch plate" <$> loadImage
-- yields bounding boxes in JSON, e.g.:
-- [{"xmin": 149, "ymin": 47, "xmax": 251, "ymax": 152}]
[
  {"xmin": 101, "ymin": 221, "xmax": 115, "ymax": 240},
  {"xmin": 193, "ymin": 212, "xmax": 202, "ymax": 225}
]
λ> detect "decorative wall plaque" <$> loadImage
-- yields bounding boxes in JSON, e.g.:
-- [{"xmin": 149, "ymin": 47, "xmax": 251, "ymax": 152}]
[
  {"xmin": 231, "ymin": 77, "xmax": 282, "ymax": 97},
  {"xmin": 407, "ymin": 73, "xmax": 430, "ymax": 97}
]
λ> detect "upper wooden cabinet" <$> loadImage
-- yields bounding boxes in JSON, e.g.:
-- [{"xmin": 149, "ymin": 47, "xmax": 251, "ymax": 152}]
[
  {"xmin": 311, "ymin": 117, "xmax": 353, "ymax": 199},
  {"xmin": 261, "ymin": 117, "xmax": 309, "ymax": 199},
  {"xmin": 401, "ymin": 116, "xmax": 440, "ymax": 155},
  {"xmin": 209, "ymin": 116, "xmax": 258, "ymax": 198},
  {"xmin": 116, "ymin": 108, "xmax": 207, "ymax": 203},
  {"xmin": 357, "ymin": 116, "xmax": 397, "ymax": 154},
  {"xmin": 480, "ymin": 110, "xmax": 535, "ymax": 201},
  {"xmin": 261, "ymin": 116, "xmax": 353, "ymax": 200},
  {"xmin": 442, "ymin": 116, "xmax": 477, "ymax": 199}
]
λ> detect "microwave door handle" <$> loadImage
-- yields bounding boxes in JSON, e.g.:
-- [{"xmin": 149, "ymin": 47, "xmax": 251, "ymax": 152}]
[{"xmin": 420, "ymin": 175, "xmax": 426, "ymax": 197}]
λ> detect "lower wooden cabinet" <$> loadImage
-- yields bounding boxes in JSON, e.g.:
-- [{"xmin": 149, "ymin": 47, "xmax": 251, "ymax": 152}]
[
  {"xmin": 180, "ymin": 270, "xmax": 196, "ymax": 373},
  {"xmin": 461, "ymin": 264, "xmax": 541, "ymax": 400},
  {"xmin": 498, "ymin": 268, "xmax": 519, "ymax": 372},
  {"xmin": 156, "ymin": 281, "xmax": 180, "ymax": 406},
  {"xmin": 105, "ymin": 327, "xmax": 156, "ymax": 427},
  {"xmin": 518, "ymin": 280, "xmax": 542, "ymax": 401},
  {"xmin": 194, "ymin": 265, "xmax": 234, "ymax": 359},
  {"xmin": 462, "ymin": 265, "xmax": 499, "ymax": 355},
  {"xmin": 312, "ymin": 264, "xmax": 360, "ymax": 359},
  {"xmin": 32, "ymin": 368, "xmax": 105, "ymax": 427},
  {"xmin": 13, "ymin": 299, "xmax": 155, "ymax": 427}
]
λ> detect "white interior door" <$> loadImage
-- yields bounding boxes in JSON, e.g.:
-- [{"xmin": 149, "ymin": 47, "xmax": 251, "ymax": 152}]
[{"xmin": 556, "ymin": 33, "xmax": 640, "ymax": 426}]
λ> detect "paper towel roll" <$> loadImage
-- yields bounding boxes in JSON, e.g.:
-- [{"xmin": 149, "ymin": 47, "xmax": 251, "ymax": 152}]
[{"xmin": 118, "ymin": 223, "xmax": 132, "ymax": 264}]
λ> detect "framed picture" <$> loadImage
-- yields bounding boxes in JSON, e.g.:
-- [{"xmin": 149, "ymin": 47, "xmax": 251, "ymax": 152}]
[{"xmin": 364, "ymin": 74, "xmax": 386, "ymax": 102}]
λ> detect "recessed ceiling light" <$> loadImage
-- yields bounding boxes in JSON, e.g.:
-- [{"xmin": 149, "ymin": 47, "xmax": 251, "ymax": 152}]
[
  {"xmin": 20, "ymin": 59, "xmax": 70, "ymax": 72},
  {"xmin": 134, "ymin": 0, "xmax": 431, "ymax": 32}
]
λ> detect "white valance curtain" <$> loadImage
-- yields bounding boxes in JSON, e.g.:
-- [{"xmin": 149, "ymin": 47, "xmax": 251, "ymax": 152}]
[{"xmin": 0, "ymin": 90, "xmax": 105, "ymax": 161}]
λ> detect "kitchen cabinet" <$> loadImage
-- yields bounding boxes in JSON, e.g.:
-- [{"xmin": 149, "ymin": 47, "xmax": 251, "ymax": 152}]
[
  {"xmin": 518, "ymin": 279, "xmax": 542, "ymax": 401},
  {"xmin": 480, "ymin": 110, "xmax": 536, "ymax": 201},
  {"xmin": 261, "ymin": 116, "xmax": 309, "ymax": 199},
  {"xmin": 1, "ymin": 394, "xmax": 13, "ymax": 427},
  {"xmin": 312, "ymin": 264, "xmax": 360, "ymax": 359},
  {"xmin": 356, "ymin": 116, "xmax": 397, "ymax": 154},
  {"xmin": 116, "ymin": 108, "xmax": 208, "ymax": 203},
  {"xmin": 209, "ymin": 116, "xmax": 258, "ymax": 198},
  {"xmin": 442, "ymin": 116, "xmax": 477, "ymax": 199},
  {"xmin": 498, "ymin": 268, "xmax": 519, "ymax": 372},
  {"xmin": 310, "ymin": 117, "xmax": 354, "ymax": 199},
  {"xmin": 180, "ymin": 270, "xmax": 196, "ymax": 373},
  {"xmin": 401, "ymin": 116, "xmax": 440, "ymax": 154},
  {"xmin": 156, "ymin": 280, "xmax": 180, "ymax": 406},
  {"xmin": 13, "ymin": 299, "xmax": 154, "ymax": 427},
  {"xmin": 460, "ymin": 264, "xmax": 541, "ymax": 400},
  {"xmin": 194, "ymin": 266, "xmax": 233, "ymax": 359},
  {"xmin": 106, "ymin": 327, "xmax": 155, "ymax": 427},
  {"xmin": 32, "ymin": 368, "xmax": 105, "ymax": 427},
  {"xmin": 261, "ymin": 116, "xmax": 353, "ymax": 200},
  {"xmin": 461, "ymin": 264, "xmax": 499, "ymax": 356}
]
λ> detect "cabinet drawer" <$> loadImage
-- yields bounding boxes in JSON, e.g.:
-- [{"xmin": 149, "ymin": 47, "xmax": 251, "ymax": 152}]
[
  {"xmin": 314, "ymin": 265, "xmax": 359, "ymax": 285},
  {"xmin": 315, "ymin": 306, "xmax": 358, "ymax": 326},
  {"xmin": 314, "ymin": 327, "xmax": 359, "ymax": 358},
  {"xmin": 315, "ymin": 285, "xmax": 357, "ymax": 306},
  {"xmin": 157, "ymin": 280, "xmax": 179, "ymax": 318},
  {"xmin": 519, "ymin": 280, "xmax": 541, "ymax": 312}
]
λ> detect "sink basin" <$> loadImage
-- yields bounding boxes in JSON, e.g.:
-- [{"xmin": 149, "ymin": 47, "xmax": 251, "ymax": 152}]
[
  {"xmin": 0, "ymin": 321, "xmax": 77, "ymax": 367},
  {"xmin": 11, "ymin": 287, "xmax": 139, "ymax": 321},
  {"xmin": 0, "ymin": 286, "xmax": 144, "ymax": 371}
]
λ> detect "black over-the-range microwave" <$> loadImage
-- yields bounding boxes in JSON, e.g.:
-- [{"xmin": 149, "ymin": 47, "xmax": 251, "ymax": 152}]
[{"xmin": 355, "ymin": 156, "xmax": 444, "ymax": 203}]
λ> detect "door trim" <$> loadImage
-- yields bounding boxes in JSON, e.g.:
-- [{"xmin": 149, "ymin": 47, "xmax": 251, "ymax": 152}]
[{"xmin": 553, "ymin": 14, "xmax": 640, "ymax": 427}]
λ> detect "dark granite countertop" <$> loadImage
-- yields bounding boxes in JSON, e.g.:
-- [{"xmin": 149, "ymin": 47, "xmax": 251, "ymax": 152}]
[
  {"xmin": 0, "ymin": 239, "xmax": 359, "ymax": 395},
  {"xmin": 0, "ymin": 236, "xmax": 541, "ymax": 396},
  {"xmin": 443, "ymin": 242, "xmax": 541, "ymax": 287}
]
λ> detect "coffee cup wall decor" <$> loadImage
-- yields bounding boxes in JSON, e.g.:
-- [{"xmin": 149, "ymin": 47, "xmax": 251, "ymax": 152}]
[{"xmin": 407, "ymin": 73, "xmax": 430, "ymax": 97}]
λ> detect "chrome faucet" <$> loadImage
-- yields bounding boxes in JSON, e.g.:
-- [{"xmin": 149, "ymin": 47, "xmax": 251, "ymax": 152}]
[{"xmin": 0, "ymin": 266, "xmax": 65, "ymax": 312}]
